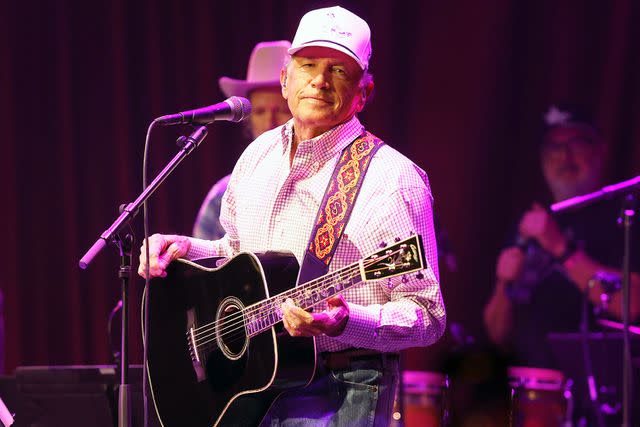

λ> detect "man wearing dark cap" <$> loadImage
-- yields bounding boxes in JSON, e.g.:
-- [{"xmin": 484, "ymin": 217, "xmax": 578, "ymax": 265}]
[
  {"xmin": 139, "ymin": 6, "xmax": 445, "ymax": 426},
  {"xmin": 483, "ymin": 104, "xmax": 640, "ymax": 423}
]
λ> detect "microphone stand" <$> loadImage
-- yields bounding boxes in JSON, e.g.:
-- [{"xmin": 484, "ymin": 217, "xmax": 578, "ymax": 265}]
[
  {"xmin": 619, "ymin": 194, "xmax": 635, "ymax": 427},
  {"xmin": 116, "ymin": 232, "xmax": 133, "ymax": 427},
  {"xmin": 551, "ymin": 176, "xmax": 639, "ymax": 427},
  {"xmin": 79, "ymin": 124, "xmax": 208, "ymax": 427},
  {"xmin": 580, "ymin": 283, "xmax": 604, "ymax": 427}
]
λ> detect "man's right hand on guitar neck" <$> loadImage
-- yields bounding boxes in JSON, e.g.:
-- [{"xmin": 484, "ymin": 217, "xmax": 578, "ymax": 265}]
[
  {"xmin": 281, "ymin": 296, "xmax": 349, "ymax": 338},
  {"xmin": 138, "ymin": 234, "xmax": 191, "ymax": 279}
]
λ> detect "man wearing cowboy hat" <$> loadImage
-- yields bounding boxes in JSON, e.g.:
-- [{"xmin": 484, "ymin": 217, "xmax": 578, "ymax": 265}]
[
  {"xmin": 193, "ymin": 40, "xmax": 292, "ymax": 240},
  {"xmin": 140, "ymin": 6, "xmax": 445, "ymax": 426}
]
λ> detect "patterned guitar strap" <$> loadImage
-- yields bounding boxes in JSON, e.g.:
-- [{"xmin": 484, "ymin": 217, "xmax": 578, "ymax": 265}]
[{"xmin": 298, "ymin": 131, "xmax": 384, "ymax": 285}]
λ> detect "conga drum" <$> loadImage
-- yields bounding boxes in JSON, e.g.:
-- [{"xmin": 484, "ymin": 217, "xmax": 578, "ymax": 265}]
[
  {"xmin": 391, "ymin": 370, "xmax": 448, "ymax": 427},
  {"xmin": 507, "ymin": 366, "xmax": 568, "ymax": 427}
]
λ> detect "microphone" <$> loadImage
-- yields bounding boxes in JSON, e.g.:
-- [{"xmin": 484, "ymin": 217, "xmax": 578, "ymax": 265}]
[{"xmin": 156, "ymin": 96, "xmax": 251, "ymax": 125}]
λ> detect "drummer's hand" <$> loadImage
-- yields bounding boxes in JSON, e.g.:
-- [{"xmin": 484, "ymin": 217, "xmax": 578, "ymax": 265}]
[
  {"xmin": 518, "ymin": 203, "xmax": 567, "ymax": 257},
  {"xmin": 281, "ymin": 296, "xmax": 349, "ymax": 337},
  {"xmin": 496, "ymin": 246, "xmax": 525, "ymax": 283},
  {"xmin": 138, "ymin": 234, "xmax": 191, "ymax": 279}
]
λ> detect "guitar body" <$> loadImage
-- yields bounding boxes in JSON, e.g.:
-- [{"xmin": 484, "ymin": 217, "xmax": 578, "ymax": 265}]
[{"xmin": 145, "ymin": 251, "xmax": 316, "ymax": 427}]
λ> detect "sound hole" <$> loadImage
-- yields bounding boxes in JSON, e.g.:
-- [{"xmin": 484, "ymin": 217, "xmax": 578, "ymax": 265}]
[{"xmin": 215, "ymin": 297, "xmax": 248, "ymax": 360}]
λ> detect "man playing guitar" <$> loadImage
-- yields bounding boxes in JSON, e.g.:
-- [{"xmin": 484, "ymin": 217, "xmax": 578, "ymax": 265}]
[{"xmin": 139, "ymin": 6, "xmax": 446, "ymax": 426}]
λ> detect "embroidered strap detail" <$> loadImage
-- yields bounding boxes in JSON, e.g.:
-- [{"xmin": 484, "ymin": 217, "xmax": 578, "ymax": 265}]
[{"xmin": 302, "ymin": 132, "xmax": 384, "ymax": 278}]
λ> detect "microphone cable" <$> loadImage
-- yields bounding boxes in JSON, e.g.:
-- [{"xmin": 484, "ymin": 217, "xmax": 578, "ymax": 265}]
[{"xmin": 141, "ymin": 119, "xmax": 159, "ymax": 427}]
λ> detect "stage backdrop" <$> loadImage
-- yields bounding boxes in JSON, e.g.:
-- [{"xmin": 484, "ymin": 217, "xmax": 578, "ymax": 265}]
[{"xmin": 0, "ymin": 0, "xmax": 638, "ymax": 374}]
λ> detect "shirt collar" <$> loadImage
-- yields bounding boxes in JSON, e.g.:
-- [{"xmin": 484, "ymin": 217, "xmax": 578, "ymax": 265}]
[{"xmin": 281, "ymin": 115, "xmax": 365, "ymax": 164}]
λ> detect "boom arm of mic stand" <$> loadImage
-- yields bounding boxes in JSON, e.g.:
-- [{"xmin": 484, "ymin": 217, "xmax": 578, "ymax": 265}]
[
  {"xmin": 79, "ymin": 125, "xmax": 208, "ymax": 269},
  {"xmin": 551, "ymin": 175, "xmax": 640, "ymax": 213}
]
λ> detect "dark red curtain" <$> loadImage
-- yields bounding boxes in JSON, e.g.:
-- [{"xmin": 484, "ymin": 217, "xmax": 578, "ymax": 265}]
[{"xmin": 1, "ymin": 0, "xmax": 638, "ymax": 374}]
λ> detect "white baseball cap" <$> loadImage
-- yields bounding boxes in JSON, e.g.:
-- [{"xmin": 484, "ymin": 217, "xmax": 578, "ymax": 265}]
[
  {"xmin": 219, "ymin": 40, "xmax": 291, "ymax": 98},
  {"xmin": 288, "ymin": 6, "xmax": 372, "ymax": 70}
]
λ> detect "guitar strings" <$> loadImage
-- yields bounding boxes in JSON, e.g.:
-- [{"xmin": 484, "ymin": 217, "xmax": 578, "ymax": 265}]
[
  {"xmin": 191, "ymin": 250, "xmax": 407, "ymax": 347},
  {"xmin": 192, "ymin": 259, "xmax": 414, "ymax": 355},
  {"xmin": 191, "ymin": 263, "xmax": 363, "ymax": 348},
  {"xmin": 190, "ymin": 248, "xmax": 411, "ymax": 353},
  {"xmin": 195, "ymin": 263, "xmax": 407, "ymax": 346},
  {"xmin": 192, "ymin": 259, "xmax": 407, "ymax": 354},
  {"xmin": 191, "ymin": 253, "xmax": 382, "ymax": 341},
  {"xmin": 191, "ymin": 260, "xmax": 363, "ymax": 340},
  {"xmin": 194, "ymin": 245, "xmax": 409, "ymax": 341},
  {"xmin": 192, "ymin": 265, "xmax": 365, "ymax": 353}
]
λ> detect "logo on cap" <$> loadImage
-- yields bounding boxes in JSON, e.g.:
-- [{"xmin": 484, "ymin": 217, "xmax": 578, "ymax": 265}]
[{"xmin": 323, "ymin": 12, "xmax": 352, "ymax": 38}]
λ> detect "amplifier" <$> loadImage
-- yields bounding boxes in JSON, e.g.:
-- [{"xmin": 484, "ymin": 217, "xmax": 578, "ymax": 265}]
[{"xmin": 12, "ymin": 365, "xmax": 160, "ymax": 427}]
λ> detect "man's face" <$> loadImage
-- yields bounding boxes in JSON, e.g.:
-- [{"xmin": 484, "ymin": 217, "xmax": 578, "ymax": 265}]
[
  {"xmin": 248, "ymin": 87, "xmax": 292, "ymax": 139},
  {"xmin": 281, "ymin": 46, "xmax": 366, "ymax": 135},
  {"xmin": 541, "ymin": 126, "xmax": 604, "ymax": 200}
]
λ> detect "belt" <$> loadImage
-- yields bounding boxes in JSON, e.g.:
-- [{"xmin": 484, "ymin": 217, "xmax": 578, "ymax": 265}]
[{"xmin": 320, "ymin": 348, "xmax": 399, "ymax": 371}]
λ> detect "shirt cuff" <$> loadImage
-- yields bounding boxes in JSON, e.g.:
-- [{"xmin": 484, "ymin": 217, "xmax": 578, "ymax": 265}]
[
  {"xmin": 334, "ymin": 302, "xmax": 380, "ymax": 345},
  {"xmin": 185, "ymin": 237, "xmax": 215, "ymax": 260}
]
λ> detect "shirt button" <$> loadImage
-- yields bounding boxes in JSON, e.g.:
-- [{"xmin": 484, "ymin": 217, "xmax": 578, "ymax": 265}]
[{"xmin": 311, "ymin": 161, "xmax": 320, "ymax": 172}]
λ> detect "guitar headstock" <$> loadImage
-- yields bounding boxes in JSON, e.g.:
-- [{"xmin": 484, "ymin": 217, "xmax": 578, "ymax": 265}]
[{"xmin": 361, "ymin": 234, "xmax": 425, "ymax": 281}]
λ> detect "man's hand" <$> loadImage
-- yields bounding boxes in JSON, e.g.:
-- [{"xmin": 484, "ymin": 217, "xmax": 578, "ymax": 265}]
[
  {"xmin": 496, "ymin": 246, "xmax": 525, "ymax": 283},
  {"xmin": 518, "ymin": 203, "xmax": 567, "ymax": 257},
  {"xmin": 137, "ymin": 234, "xmax": 191, "ymax": 279},
  {"xmin": 281, "ymin": 295, "xmax": 349, "ymax": 337}
]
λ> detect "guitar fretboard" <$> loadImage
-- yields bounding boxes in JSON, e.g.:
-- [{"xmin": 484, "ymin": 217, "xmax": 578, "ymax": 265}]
[{"xmin": 243, "ymin": 262, "xmax": 362, "ymax": 337}]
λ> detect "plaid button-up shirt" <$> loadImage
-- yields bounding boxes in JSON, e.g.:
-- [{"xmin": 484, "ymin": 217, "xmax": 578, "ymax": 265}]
[{"xmin": 187, "ymin": 115, "xmax": 445, "ymax": 352}]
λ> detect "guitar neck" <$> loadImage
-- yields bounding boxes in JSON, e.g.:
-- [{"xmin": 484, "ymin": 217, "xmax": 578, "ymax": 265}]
[
  {"xmin": 243, "ymin": 261, "xmax": 362, "ymax": 337},
  {"xmin": 242, "ymin": 235, "xmax": 424, "ymax": 337}
]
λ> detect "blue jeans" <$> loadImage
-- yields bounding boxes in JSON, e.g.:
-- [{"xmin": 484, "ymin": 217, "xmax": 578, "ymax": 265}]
[{"xmin": 261, "ymin": 354, "xmax": 399, "ymax": 427}]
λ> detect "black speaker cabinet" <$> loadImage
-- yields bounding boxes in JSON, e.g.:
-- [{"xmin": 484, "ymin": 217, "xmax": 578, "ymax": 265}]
[{"xmin": 13, "ymin": 365, "xmax": 160, "ymax": 427}]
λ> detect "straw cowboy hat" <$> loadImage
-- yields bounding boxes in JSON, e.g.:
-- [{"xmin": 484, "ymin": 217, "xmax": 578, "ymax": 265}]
[{"xmin": 219, "ymin": 40, "xmax": 291, "ymax": 98}]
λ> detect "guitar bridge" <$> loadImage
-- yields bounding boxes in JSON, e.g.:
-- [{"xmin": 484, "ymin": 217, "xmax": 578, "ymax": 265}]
[
  {"xmin": 186, "ymin": 308, "xmax": 206, "ymax": 382},
  {"xmin": 187, "ymin": 327, "xmax": 200, "ymax": 362}
]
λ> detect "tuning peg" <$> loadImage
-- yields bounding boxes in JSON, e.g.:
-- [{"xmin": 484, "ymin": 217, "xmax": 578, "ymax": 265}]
[
  {"xmin": 401, "ymin": 275, "xmax": 408, "ymax": 284},
  {"xmin": 415, "ymin": 272, "xmax": 424, "ymax": 280},
  {"xmin": 379, "ymin": 241, "xmax": 387, "ymax": 248},
  {"xmin": 386, "ymin": 278, "xmax": 394, "ymax": 289},
  {"xmin": 394, "ymin": 237, "xmax": 401, "ymax": 242}
]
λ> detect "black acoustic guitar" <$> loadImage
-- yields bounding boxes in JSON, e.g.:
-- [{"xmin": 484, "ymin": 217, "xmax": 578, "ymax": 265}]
[{"xmin": 144, "ymin": 234, "xmax": 425, "ymax": 427}]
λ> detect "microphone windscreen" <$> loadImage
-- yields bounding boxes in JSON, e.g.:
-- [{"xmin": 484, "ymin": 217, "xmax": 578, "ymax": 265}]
[{"xmin": 227, "ymin": 96, "xmax": 252, "ymax": 122}]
